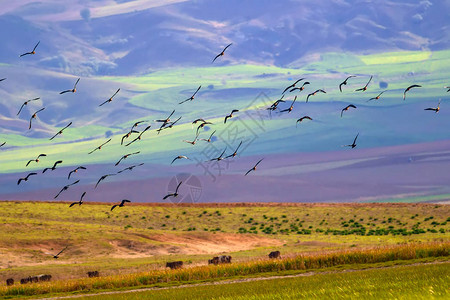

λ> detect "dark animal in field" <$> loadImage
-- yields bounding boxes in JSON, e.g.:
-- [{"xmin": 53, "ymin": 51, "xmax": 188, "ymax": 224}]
[
  {"xmin": 212, "ymin": 43, "xmax": 232, "ymax": 63},
  {"xmin": 37, "ymin": 274, "xmax": 52, "ymax": 282},
  {"xmin": 219, "ymin": 255, "xmax": 232, "ymax": 263},
  {"xmin": 268, "ymin": 251, "xmax": 281, "ymax": 259},
  {"xmin": 60, "ymin": 78, "xmax": 80, "ymax": 94},
  {"xmin": 166, "ymin": 261, "xmax": 183, "ymax": 269},
  {"xmin": 20, "ymin": 277, "xmax": 30, "ymax": 284},
  {"xmin": 20, "ymin": 41, "xmax": 40, "ymax": 57},
  {"xmin": 6, "ymin": 278, "xmax": 14, "ymax": 286},
  {"xmin": 208, "ymin": 257, "xmax": 220, "ymax": 265},
  {"xmin": 87, "ymin": 271, "xmax": 99, "ymax": 278}
]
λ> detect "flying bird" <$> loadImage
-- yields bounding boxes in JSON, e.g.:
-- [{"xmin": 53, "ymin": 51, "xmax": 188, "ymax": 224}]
[
  {"xmin": 117, "ymin": 163, "xmax": 144, "ymax": 173},
  {"xmin": 157, "ymin": 117, "xmax": 181, "ymax": 134},
  {"xmin": 69, "ymin": 192, "xmax": 86, "ymax": 207},
  {"xmin": 99, "ymin": 88, "xmax": 120, "ymax": 106},
  {"xmin": 26, "ymin": 154, "xmax": 46, "ymax": 166},
  {"xmin": 339, "ymin": 75, "xmax": 356, "ymax": 92},
  {"xmin": 88, "ymin": 138, "xmax": 112, "ymax": 154},
  {"xmin": 125, "ymin": 125, "xmax": 151, "ymax": 146},
  {"xmin": 282, "ymin": 78, "xmax": 305, "ymax": 94},
  {"xmin": 0, "ymin": 142, "xmax": 5, "ymax": 148},
  {"xmin": 60, "ymin": 78, "xmax": 80, "ymax": 94},
  {"xmin": 163, "ymin": 181, "xmax": 182, "ymax": 200},
  {"xmin": 209, "ymin": 147, "xmax": 227, "ymax": 162},
  {"xmin": 17, "ymin": 97, "xmax": 40, "ymax": 116},
  {"xmin": 49, "ymin": 122, "xmax": 72, "ymax": 140},
  {"xmin": 52, "ymin": 246, "xmax": 68, "ymax": 259},
  {"xmin": 424, "ymin": 99, "xmax": 441, "ymax": 113},
  {"xmin": 280, "ymin": 96, "xmax": 297, "ymax": 113},
  {"xmin": 68, "ymin": 166, "xmax": 86, "ymax": 179},
  {"xmin": 446, "ymin": 86, "xmax": 450, "ymax": 92},
  {"xmin": 355, "ymin": 76, "xmax": 372, "ymax": 92},
  {"xmin": 224, "ymin": 109, "xmax": 239, "ymax": 123},
  {"xmin": 179, "ymin": 86, "xmax": 201, "ymax": 104},
  {"xmin": 115, "ymin": 151, "xmax": 140, "ymax": 166},
  {"xmin": 289, "ymin": 82, "xmax": 310, "ymax": 93},
  {"xmin": 267, "ymin": 95, "xmax": 285, "ymax": 111},
  {"xmin": 121, "ymin": 130, "xmax": 139, "ymax": 145},
  {"xmin": 212, "ymin": 43, "xmax": 232, "ymax": 63},
  {"xmin": 403, "ymin": 84, "xmax": 421, "ymax": 100},
  {"xmin": 54, "ymin": 180, "xmax": 80, "ymax": 199},
  {"xmin": 196, "ymin": 121, "xmax": 213, "ymax": 135},
  {"xmin": 0, "ymin": 78, "xmax": 6, "ymax": 82},
  {"xmin": 343, "ymin": 133, "xmax": 359, "ymax": 149},
  {"xmin": 131, "ymin": 120, "xmax": 147, "ymax": 131},
  {"xmin": 42, "ymin": 160, "xmax": 63, "ymax": 173},
  {"xmin": 341, "ymin": 104, "xmax": 357, "ymax": 117},
  {"xmin": 306, "ymin": 90, "xmax": 326, "ymax": 103},
  {"xmin": 154, "ymin": 110, "xmax": 175, "ymax": 126},
  {"xmin": 296, "ymin": 116, "xmax": 312, "ymax": 127},
  {"xmin": 245, "ymin": 158, "xmax": 264, "ymax": 176},
  {"xmin": 199, "ymin": 130, "xmax": 216, "ymax": 143},
  {"xmin": 367, "ymin": 91, "xmax": 386, "ymax": 102},
  {"xmin": 183, "ymin": 132, "xmax": 200, "ymax": 145},
  {"xmin": 111, "ymin": 199, "xmax": 131, "ymax": 211},
  {"xmin": 29, "ymin": 107, "xmax": 45, "ymax": 130},
  {"xmin": 17, "ymin": 172, "xmax": 37, "ymax": 185},
  {"xmin": 19, "ymin": 41, "xmax": 40, "ymax": 57},
  {"xmin": 95, "ymin": 173, "xmax": 116, "ymax": 188},
  {"xmin": 225, "ymin": 141, "xmax": 243, "ymax": 159},
  {"xmin": 171, "ymin": 155, "xmax": 190, "ymax": 165}
]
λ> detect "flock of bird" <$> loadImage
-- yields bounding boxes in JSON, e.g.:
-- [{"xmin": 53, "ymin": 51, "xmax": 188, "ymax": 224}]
[{"xmin": 1, "ymin": 40, "xmax": 450, "ymax": 226}]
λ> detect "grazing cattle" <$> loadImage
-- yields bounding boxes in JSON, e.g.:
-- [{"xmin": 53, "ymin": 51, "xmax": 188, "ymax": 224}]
[
  {"xmin": 219, "ymin": 255, "xmax": 232, "ymax": 263},
  {"xmin": 166, "ymin": 261, "xmax": 183, "ymax": 269},
  {"xmin": 208, "ymin": 257, "xmax": 219, "ymax": 265},
  {"xmin": 30, "ymin": 276, "xmax": 39, "ymax": 283},
  {"xmin": 268, "ymin": 251, "xmax": 281, "ymax": 259},
  {"xmin": 38, "ymin": 274, "xmax": 52, "ymax": 282},
  {"xmin": 87, "ymin": 271, "xmax": 99, "ymax": 278},
  {"xmin": 20, "ymin": 277, "xmax": 30, "ymax": 284},
  {"xmin": 6, "ymin": 278, "xmax": 14, "ymax": 286}
]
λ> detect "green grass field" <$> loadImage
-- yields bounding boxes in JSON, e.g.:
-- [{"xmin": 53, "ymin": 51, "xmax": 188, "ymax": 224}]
[{"xmin": 83, "ymin": 262, "xmax": 449, "ymax": 300}]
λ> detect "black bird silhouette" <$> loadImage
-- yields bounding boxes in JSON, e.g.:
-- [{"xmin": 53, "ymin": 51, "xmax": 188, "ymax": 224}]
[
  {"xmin": 115, "ymin": 151, "xmax": 140, "ymax": 166},
  {"xmin": 296, "ymin": 116, "xmax": 312, "ymax": 127},
  {"xmin": 95, "ymin": 173, "xmax": 116, "ymax": 188},
  {"xmin": 26, "ymin": 153, "xmax": 46, "ymax": 166},
  {"xmin": 29, "ymin": 107, "xmax": 45, "ymax": 130},
  {"xmin": 131, "ymin": 120, "xmax": 147, "ymax": 131},
  {"xmin": 280, "ymin": 96, "xmax": 297, "ymax": 113},
  {"xmin": 163, "ymin": 181, "xmax": 182, "ymax": 200},
  {"xmin": 403, "ymin": 84, "xmax": 421, "ymax": 100},
  {"xmin": 339, "ymin": 75, "xmax": 356, "ymax": 92},
  {"xmin": 99, "ymin": 88, "xmax": 120, "ymax": 106},
  {"xmin": 17, "ymin": 97, "xmax": 40, "ymax": 116},
  {"xmin": 0, "ymin": 78, "xmax": 5, "ymax": 82},
  {"xmin": 341, "ymin": 104, "xmax": 357, "ymax": 117},
  {"xmin": 245, "ymin": 158, "xmax": 264, "ymax": 176},
  {"xmin": 282, "ymin": 78, "xmax": 305, "ymax": 94},
  {"xmin": 179, "ymin": 86, "xmax": 201, "ymax": 104},
  {"xmin": 367, "ymin": 91, "xmax": 386, "ymax": 102},
  {"xmin": 121, "ymin": 130, "xmax": 139, "ymax": 145},
  {"xmin": 88, "ymin": 138, "xmax": 112, "ymax": 154},
  {"xmin": 183, "ymin": 132, "xmax": 200, "ymax": 145},
  {"xmin": 306, "ymin": 90, "xmax": 326, "ymax": 103},
  {"xmin": 424, "ymin": 99, "xmax": 441, "ymax": 113},
  {"xmin": 20, "ymin": 41, "xmax": 40, "ymax": 57},
  {"xmin": 196, "ymin": 121, "xmax": 213, "ymax": 135},
  {"xmin": 60, "ymin": 78, "xmax": 80, "ymax": 94},
  {"xmin": 68, "ymin": 166, "xmax": 86, "ymax": 179},
  {"xmin": 157, "ymin": 117, "xmax": 181, "ymax": 134},
  {"xmin": 224, "ymin": 110, "xmax": 239, "ymax": 123},
  {"xmin": 225, "ymin": 141, "xmax": 243, "ymax": 159},
  {"xmin": 154, "ymin": 110, "xmax": 175, "ymax": 126},
  {"xmin": 355, "ymin": 76, "xmax": 372, "ymax": 92},
  {"xmin": 212, "ymin": 43, "xmax": 233, "ymax": 63},
  {"xmin": 171, "ymin": 155, "xmax": 190, "ymax": 165},
  {"xmin": 446, "ymin": 86, "xmax": 450, "ymax": 92},
  {"xmin": 52, "ymin": 246, "xmax": 68, "ymax": 259},
  {"xmin": 289, "ymin": 81, "xmax": 310, "ymax": 93},
  {"xmin": 49, "ymin": 122, "xmax": 72, "ymax": 140},
  {"xmin": 42, "ymin": 160, "xmax": 63, "ymax": 173},
  {"xmin": 192, "ymin": 118, "xmax": 207, "ymax": 126},
  {"xmin": 199, "ymin": 130, "xmax": 216, "ymax": 143},
  {"xmin": 17, "ymin": 172, "xmax": 37, "ymax": 185},
  {"xmin": 111, "ymin": 199, "xmax": 131, "ymax": 211},
  {"xmin": 209, "ymin": 147, "xmax": 227, "ymax": 162},
  {"xmin": 69, "ymin": 192, "xmax": 86, "ymax": 207},
  {"xmin": 117, "ymin": 163, "xmax": 144, "ymax": 173},
  {"xmin": 0, "ymin": 142, "xmax": 5, "ymax": 148},
  {"xmin": 343, "ymin": 133, "xmax": 359, "ymax": 149},
  {"xmin": 125, "ymin": 125, "xmax": 151, "ymax": 146},
  {"xmin": 54, "ymin": 180, "xmax": 80, "ymax": 199},
  {"xmin": 267, "ymin": 95, "xmax": 285, "ymax": 112}
]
